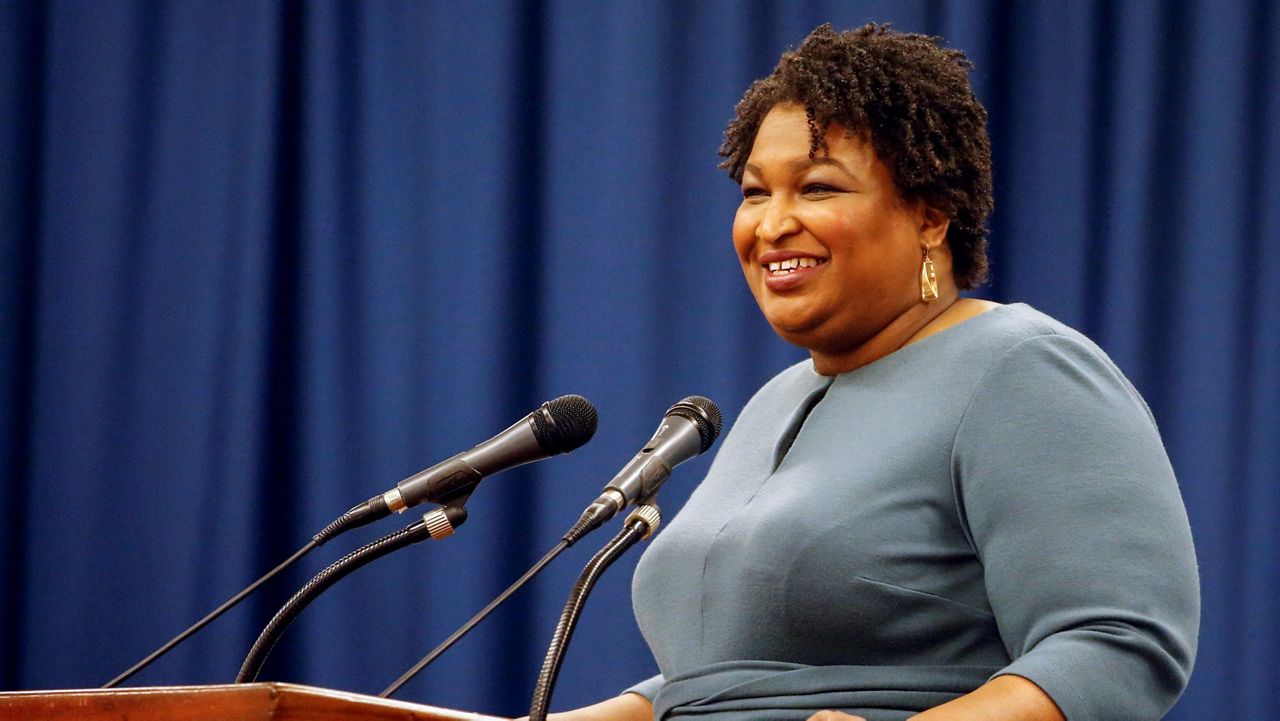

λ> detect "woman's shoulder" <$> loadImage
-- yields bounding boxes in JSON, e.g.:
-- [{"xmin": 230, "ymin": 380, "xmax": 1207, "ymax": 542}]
[
  {"xmin": 897, "ymin": 301, "xmax": 1152, "ymax": 417},
  {"xmin": 933, "ymin": 302, "xmax": 1118, "ymax": 373},
  {"xmin": 954, "ymin": 302, "xmax": 1157, "ymax": 425},
  {"xmin": 954, "ymin": 301, "xmax": 1087, "ymax": 348},
  {"xmin": 976, "ymin": 303, "xmax": 1125, "ymax": 370}
]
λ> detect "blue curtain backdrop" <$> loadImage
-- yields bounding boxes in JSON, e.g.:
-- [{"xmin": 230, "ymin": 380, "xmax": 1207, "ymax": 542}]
[{"xmin": 1, "ymin": 1, "xmax": 1276, "ymax": 718}]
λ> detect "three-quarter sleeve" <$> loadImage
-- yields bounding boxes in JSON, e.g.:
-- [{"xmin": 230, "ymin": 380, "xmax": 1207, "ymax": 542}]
[
  {"xmin": 624, "ymin": 673, "xmax": 664, "ymax": 702},
  {"xmin": 952, "ymin": 334, "xmax": 1199, "ymax": 721}
]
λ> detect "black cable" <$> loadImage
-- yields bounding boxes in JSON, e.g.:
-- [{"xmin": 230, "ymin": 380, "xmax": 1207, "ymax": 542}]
[
  {"xmin": 380, "ymin": 539, "xmax": 570, "ymax": 698},
  {"xmin": 236, "ymin": 505, "xmax": 466, "ymax": 684},
  {"xmin": 103, "ymin": 539, "xmax": 317, "ymax": 688},
  {"xmin": 103, "ymin": 495, "xmax": 390, "ymax": 688},
  {"xmin": 380, "ymin": 497, "xmax": 641, "ymax": 698},
  {"xmin": 528, "ymin": 511, "xmax": 654, "ymax": 721}
]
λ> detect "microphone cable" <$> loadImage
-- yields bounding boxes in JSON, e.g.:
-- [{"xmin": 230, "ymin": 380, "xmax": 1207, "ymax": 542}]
[
  {"xmin": 528, "ymin": 504, "xmax": 661, "ymax": 721},
  {"xmin": 236, "ymin": 505, "xmax": 466, "ymax": 684},
  {"xmin": 379, "ymin": 538, "xmax": 569, "ymax": 698},
  {"xmin": 102, "ymin": 499, "xmax": 389, "ymax": 689},
  {"xmin": 379, "ymin": 496, "xmax": 626, "ymax": 699}
]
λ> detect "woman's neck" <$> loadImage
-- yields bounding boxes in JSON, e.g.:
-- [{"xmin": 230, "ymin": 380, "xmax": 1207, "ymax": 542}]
[{"xmin": 809, "ymin": 295, "xmax": 999, "ymax": 376}]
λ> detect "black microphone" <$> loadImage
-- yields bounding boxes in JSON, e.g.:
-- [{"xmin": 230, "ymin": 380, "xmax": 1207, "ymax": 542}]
[
  {"xmin": 320, "ymin": 394, "xmax": 599, "ymax": 541},
  {"xmin": 565, "ymin": 396, "xmax": 722, "ymax": 543},
  {"xmin": 391, "ymin": 394, "xmax": 598, "ymax": 508}
]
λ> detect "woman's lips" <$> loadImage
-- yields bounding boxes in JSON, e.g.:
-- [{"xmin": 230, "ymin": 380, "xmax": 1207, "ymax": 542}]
[{"xmin": 761, "ymin": 255, "xmax": 827, "ymax": 292}]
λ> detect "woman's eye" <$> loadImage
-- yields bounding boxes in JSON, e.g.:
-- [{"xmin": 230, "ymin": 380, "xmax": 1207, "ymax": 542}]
[
  {"xmin": 741, "ymin": 187, "xmax": 768, "ymax": 199},
  {"xmin": 803, "ymin": 183, "xmax": 839, "ymax": 195}
]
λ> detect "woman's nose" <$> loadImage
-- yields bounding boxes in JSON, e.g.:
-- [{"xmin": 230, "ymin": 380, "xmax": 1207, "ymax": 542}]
[{"xmin": 755, "ymin": 197, "xmax": 801, "ymax": 244}]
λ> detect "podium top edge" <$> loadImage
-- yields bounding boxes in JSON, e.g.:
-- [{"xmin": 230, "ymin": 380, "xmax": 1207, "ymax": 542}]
[{"xmin": 0, "ymin": 682, "xmax": 510, "ymax": 721}]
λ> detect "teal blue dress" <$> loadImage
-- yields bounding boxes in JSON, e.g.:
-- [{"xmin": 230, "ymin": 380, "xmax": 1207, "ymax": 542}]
[{"xmin": 627, "ymin": 304, "xmax": 1199, "ymax": 721}]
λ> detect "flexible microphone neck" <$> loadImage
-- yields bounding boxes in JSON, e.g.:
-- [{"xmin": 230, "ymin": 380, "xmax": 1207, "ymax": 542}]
[
  {"xmin": 529, "ymin": 505, "xmax": 662, "ymax": 721},
  {"xmin": 236, "ymin": 506, "xmax": 467, "ymax": 684}
]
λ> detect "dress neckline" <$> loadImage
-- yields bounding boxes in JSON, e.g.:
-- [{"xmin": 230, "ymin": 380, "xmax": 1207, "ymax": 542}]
[{"xmin": 807, "ymin": 302, "xmax": 1026, "ymax": 380}]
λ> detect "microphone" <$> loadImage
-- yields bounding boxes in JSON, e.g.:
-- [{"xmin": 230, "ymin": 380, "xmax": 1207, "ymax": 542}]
[
  {"xmin": 566, "ymin": 396, "xmax": 722, "ymax": 543},
  {"xmin": 320, "ymin": 394, "xmax": 598, "ymax": 542},
  {"xmin": 390, "ymin": 394, "xmax": 599, "ymax": 509}
]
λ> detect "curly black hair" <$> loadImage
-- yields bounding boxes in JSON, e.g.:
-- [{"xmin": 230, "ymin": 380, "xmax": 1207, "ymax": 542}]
[{"xmin": 721, "ymin": 23, "xmax": 993, "ymax": 289}]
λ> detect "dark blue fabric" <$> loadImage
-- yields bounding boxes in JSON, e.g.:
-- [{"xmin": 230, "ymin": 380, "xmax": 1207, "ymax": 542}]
[{"xmin": 0, "ymin": 2, "xmax": 1274, "ymax": 719}]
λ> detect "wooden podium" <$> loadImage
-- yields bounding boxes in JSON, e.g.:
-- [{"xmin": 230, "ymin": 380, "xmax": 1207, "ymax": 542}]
[{"xmin": 0, "ymin": 682, "xmax": 509, "ymax": 720}]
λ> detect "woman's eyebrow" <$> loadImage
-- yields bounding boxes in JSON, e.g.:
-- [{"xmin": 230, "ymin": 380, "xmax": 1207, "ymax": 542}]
[
  {"xmin": 795, "ymin": 155, "xmax": 853, "ymax": 174},
  {"xmin": 742, "ymin": 156, "xmax": 854, "ymax": 178}
]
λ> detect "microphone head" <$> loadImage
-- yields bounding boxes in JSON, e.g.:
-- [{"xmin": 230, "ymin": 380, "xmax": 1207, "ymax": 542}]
[
  {"xmin": 666, "ymin": 396, "xmax": 723, "ymax": 453},
  {"xmin": 533, "ymin": 394, "xmax": 599, "ymax": 454}
]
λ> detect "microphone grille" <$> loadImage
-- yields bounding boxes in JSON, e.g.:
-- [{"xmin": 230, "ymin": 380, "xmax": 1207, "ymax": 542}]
[
  {"xmin": 668, "ymin": 396, "xmax": 723, "ymax": 453},
  {"xmin": 534, "ymin": 394, "xmax": 599, "ymax": 454}
]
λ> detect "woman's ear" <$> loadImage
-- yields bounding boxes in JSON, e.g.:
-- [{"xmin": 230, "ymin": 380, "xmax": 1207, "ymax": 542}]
[{"xmin": 920, "ymin": 204, "xmax": 950, "ymax": 249}]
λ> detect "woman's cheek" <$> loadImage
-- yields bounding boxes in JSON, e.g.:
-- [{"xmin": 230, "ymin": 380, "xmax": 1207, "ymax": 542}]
[{"xmin": 731, "ymin": 213, "xmax": 759, "ymax": 265}]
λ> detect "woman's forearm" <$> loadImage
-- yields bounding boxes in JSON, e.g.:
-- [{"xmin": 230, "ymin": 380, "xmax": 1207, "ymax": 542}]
[
  {"xmin": 908, "ymin": 675, "xmax": 1065, "ymax": 721},
  {"xmin": 543, "ymin": 692, "xmax": 653, "ymax": 721}
]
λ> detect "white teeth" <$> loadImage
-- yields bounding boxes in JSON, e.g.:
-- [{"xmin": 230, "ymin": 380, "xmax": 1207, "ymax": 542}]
[{"xmin": 766, "ymin": 257, "xmax": 823, "ymax": 274}]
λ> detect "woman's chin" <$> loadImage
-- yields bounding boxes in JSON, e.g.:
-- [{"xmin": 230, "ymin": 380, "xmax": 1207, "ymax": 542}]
[{"xmin": 763, "ymin": 315, "xmax": 824, "ymax": 349}]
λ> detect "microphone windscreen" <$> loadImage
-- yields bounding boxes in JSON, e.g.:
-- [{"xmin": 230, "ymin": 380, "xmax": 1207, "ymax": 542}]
[
  {"xmin": 667, "ymin": 396, "xmax": 723, "ymax": 452},
  {"xmin": 534, "ymin": 395, "xmax": 599, "ymax": 454}
]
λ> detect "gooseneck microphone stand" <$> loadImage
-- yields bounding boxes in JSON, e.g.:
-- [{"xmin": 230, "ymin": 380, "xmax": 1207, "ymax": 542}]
[
  {"xmin": 528, "ymin": 504, "xmax": 662, "ymax": 721},
  {"xmin": 236, "ymin": 505, "xmax": 467, "ymax": 683}
]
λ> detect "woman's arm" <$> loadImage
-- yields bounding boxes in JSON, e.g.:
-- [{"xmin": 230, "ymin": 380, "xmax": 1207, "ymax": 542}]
[
  {"xmin": 948, "ymin": 334, "xmax": 1197, "ymax": 720},
  {"xmin": 908, "ymin": 675, "xmax": 1065, "ymax": 720},
  {"xmin": 539, "ymin": 692, "xmax": 653, "ymax": 721}
]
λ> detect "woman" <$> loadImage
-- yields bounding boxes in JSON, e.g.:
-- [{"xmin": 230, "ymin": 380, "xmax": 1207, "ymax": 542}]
[{"xmin": 560, "ymin": 23, "xmax": 1198, "ymax": 721}]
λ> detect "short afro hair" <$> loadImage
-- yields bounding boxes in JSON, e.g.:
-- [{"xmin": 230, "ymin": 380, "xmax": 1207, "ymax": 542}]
[{"xmin": 721, "ymin": 23, "xmax": 993, "ymax": 289}]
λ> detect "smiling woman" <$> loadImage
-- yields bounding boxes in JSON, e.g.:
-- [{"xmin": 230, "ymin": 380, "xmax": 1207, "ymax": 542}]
[
  {"xmin": 732, "ymin": 104, "xmax": 955, "ymax": 375},
  {"xmin": 546, "ymin": 22, "xmax": 1199, "ymax": 721}
]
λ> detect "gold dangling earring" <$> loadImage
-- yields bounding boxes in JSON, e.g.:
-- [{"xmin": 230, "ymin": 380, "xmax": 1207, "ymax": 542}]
[{"xmin": 920, "ymin": 246, "xmax": 940, "ymax": 303}]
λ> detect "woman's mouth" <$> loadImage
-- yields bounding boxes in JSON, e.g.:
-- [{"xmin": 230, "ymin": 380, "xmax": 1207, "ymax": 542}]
[
  {"xmin": 762, "ymin": 256, "xmax": 827, "ymax": 291},
  {"xmin": 766, "ymin": 257, "xmax": 825, "ymax": 275}
]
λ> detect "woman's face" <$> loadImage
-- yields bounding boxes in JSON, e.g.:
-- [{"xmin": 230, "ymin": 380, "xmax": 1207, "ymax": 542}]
[{"xmin": 733, "ymin": 103, "xmax": 944, "ymax": 363}]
